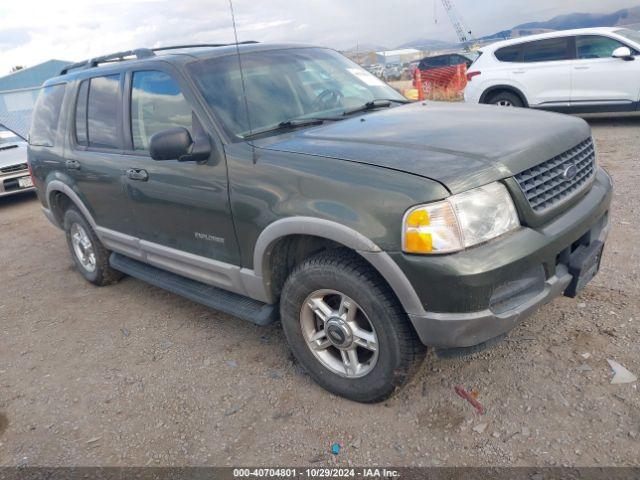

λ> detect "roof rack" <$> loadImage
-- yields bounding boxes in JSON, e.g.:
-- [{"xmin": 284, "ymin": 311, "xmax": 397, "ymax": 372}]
[
  {"xmin": 60, "ymin": 49, "xmax": 154, "ymax": 75},
  {"xmin": 59, "ymin": 41, "xmax": 259, "ymax": 75},
  {"xmin": 152, "ymin": 41, "xmax": 259, "ymax": 52}
]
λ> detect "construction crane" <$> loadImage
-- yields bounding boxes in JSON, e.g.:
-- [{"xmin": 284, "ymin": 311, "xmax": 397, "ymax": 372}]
[{"xmin": 439, "ymin": 0, "xmax": 475, "ymax": 52}]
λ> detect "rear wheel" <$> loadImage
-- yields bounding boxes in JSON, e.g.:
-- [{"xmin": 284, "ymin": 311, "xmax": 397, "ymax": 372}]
[
  {"xmin": 487, "ymin": 90, "xmax": 524, "ymax": 107},
  {"xmin": 63, "ymin": 207, "xmax": 122, "ymax": 286},
  {"xmin": 280, "ymin": 250, "xmax": 425, "ymax": 403}
]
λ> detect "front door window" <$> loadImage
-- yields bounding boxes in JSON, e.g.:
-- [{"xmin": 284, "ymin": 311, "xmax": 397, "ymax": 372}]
[{"xmin": 130, "ymin": 70, "xmax": 193, "ymax": 151}]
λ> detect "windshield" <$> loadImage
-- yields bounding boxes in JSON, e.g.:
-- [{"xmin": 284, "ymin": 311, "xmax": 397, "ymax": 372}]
[
  {"xmin": 187, "ymin": 47, "xmax": 406, "ymax": 139},
  {"xmin": 0, "ymin": 127, "xmax": 23, "ymax": 146},
  {"xmin": 615, "ymin": 28, "xmax": 640, "ymax": 46}
]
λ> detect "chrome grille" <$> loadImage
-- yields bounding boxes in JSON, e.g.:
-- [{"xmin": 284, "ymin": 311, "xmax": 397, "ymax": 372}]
[
  {"xmin": 1, "ymin": 163, "xmax": 28, "ymax": 174},
  {"xmin": 515, "ymin": 138, "xmax": 595, "ymax": 213}
]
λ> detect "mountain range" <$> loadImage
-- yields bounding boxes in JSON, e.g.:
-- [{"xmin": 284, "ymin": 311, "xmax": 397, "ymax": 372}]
[
  {"xmin": 481, "ymin": 5, "xmax": 640, "ymax": 42},
  {"xmin": 347, "ymin": 5, "xmax": 640, "ymax": 52}
]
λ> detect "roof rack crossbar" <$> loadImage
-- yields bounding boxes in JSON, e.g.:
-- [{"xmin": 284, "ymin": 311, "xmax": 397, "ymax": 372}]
[
  {"xmin": 59, "ymin": 61, "xmax": 90, "ymax": 75},
  {"xmin": 59, "ymin": 48, "xmax": 155, "ymax": 75},
  {"xmin": 59, "ymin": 41, "xmax": 259, "ymax": 75},
  {"xmin": 88, "ymin": 48, "xmax": 155, "ymax": 67}
]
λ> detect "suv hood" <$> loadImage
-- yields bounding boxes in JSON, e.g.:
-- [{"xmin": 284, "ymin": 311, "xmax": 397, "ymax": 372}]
[{"xmin": 253, "ymin": 102, "xmax": 591, "ymax": 194}]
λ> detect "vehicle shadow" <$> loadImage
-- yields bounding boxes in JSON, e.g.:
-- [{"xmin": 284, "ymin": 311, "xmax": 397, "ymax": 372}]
[
  {"xmin": 579, "ymin": 112, "xmax": 640, "ymax": 126},
  {"xmin": 0, "ymin": 190, "xmax": 38, "ymax": 209}
]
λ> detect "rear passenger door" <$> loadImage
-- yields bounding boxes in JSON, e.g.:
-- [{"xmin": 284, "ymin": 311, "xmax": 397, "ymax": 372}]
[
  {"xmin": 121, "ymin": 67, "xmax": 240, "ymax": 265},
  {"xmin": 515, "ymin": 37, "xmax": 573, "ymax": 107},
  {"xmin": 69, "ymin": 73, "xmax": 134, "ymax": 234}
]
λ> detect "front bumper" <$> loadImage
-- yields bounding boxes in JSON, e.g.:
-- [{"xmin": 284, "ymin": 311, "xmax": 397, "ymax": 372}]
[
  {"xmin": 399, "ymin": 168, "xmax": 612, "ymax": 348},
  {"xmin": 0, "ymin": 170, "xmax": 35, "ymax": 197}
]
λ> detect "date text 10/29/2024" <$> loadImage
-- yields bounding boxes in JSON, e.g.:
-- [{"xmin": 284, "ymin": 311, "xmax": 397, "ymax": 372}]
[{"xmin": 233, "ymin": 468, "xmax": 401, "ymax": 478}]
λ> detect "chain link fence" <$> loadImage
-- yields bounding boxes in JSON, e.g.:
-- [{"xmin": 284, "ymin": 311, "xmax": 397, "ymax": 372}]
[{"xmin": 0, "ymin": 86, "xmax": 41, "ymax": 139}]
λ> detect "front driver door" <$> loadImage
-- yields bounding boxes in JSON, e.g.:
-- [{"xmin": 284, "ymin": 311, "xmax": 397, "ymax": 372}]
[
  {"xmin": 571, "ymin": 35, "xmax": 640, "ymax": 109},
  {"xmin": 121, "ymin": 67, "xmax": 240, "ymax": 269}
]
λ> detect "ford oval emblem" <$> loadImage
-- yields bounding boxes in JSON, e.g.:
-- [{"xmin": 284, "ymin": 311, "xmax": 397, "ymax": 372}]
[{"xmin": 563, "ymin": 164, "xmax": 578, "ymax": 181}]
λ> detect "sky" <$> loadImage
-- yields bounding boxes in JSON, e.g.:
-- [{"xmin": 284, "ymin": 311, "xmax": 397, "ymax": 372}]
[{"xmin": 0, "ymin": 0, "xmax": 639, "ymax": 75}]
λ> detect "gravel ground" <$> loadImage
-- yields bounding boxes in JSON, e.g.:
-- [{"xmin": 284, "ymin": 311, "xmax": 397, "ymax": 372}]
[{"xmin": 0, "ymin": 114, "xmax": 638, "ymax": 467}]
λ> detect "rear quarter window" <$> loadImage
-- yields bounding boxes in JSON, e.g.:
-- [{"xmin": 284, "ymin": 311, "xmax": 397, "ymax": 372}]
[
  {"xmin": 29, "ymin": 84, "xmax": 66, "ymax": 147},
  {"xmin": 495, "ymin": 45, "xmax": 522, "ymax": 62}
]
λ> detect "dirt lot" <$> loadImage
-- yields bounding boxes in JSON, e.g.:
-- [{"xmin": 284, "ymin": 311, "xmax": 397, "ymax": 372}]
[{"xmin": 0, "ymin": 115, "xmax": 639, "ymax": 467}]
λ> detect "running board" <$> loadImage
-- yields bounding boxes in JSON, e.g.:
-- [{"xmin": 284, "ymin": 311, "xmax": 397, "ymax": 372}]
[{"xmin": 109, "ymin": 253, "xmax": 277, "ymax": 326}]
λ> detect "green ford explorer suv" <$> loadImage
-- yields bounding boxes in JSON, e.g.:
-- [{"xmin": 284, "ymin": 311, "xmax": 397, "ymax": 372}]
[{"xmin": 28, "ymin": 43, "xmax": 612, "ymax": 402}]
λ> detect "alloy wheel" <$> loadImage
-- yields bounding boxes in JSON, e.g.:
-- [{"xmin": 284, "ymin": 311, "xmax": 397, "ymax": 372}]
[
  {"xmin": 70, "ymin": 223, "xmax": 97, "ymax": 272},
  {"xmin": 300, "ymin": 289, "xmax": 379, "ymax": 378}
]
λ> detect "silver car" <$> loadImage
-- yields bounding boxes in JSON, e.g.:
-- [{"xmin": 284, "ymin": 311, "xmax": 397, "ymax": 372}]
[{"xmin": 0, "ymin": 126, "xmax": 34, "ymax": 197}]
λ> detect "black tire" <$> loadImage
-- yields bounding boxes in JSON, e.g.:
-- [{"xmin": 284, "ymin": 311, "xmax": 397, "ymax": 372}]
[
  {"xmin": 63, "ymin": 207, "xmax": 123, "ymax": 286},
  {"xmin": 280, "ymin": 249, "xmax": 425, "ymax": 403},
  {"xmin": 487, "ymin": 90, "xmax": 524, "ymax": 107}
]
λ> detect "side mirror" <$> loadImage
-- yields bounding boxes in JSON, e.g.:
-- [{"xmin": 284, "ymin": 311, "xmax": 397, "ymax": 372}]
[
  {"xmin": 149, "ymin": 127, "xmax": 212, "ymax": 162},
  {"xmin": 612, "ymin": 46, "xmax": 634, "ymax": 61}
]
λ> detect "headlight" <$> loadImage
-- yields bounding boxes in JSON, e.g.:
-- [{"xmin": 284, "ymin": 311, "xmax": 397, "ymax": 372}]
[{"xmin": 403, "ymin": 182, "xmax": 520, "ymax": 254}]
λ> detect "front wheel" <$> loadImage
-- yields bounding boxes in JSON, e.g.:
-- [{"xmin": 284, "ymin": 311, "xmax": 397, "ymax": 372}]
[{"xmin": 280, "ymin": 250, "xmax": 425, "ymax": 403}]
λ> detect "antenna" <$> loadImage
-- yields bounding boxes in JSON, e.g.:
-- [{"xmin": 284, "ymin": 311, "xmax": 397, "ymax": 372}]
[{"xmin": 229, "ymin": 0, "xmax": 253, "ymax": 137}]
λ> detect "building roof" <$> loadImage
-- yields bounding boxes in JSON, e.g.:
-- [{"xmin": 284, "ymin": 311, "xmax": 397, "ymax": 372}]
[
  {"xmin": 0, "ymin": 60, "xmax": 73, "ymax": 92},
  {"xmin": 375, "ymin": 48, "xmax": 421, "ymax": 56}
]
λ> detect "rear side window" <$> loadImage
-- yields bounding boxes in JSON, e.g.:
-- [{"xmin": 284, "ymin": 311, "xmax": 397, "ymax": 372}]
[
  {"xmin": 576, "ymin": 35, "xmax": 630, "ymax": 59},
  {"xmin": 30, "ymin": 84, "xmax": 66, "ymax": 146},
  {"xmin": 74, "ymin": 74, "xmax": 121, "ymax": 149},
  {"xmin": 130, "ymin": 70, "xmax": 192, "ymax": 151},
  {"xmin": 523, "ymin": 38, "xmax": 571, "ymax": 62},
  {"xmin": 495, "ymin": 45, "xmax": 522, "ymax": 62}
]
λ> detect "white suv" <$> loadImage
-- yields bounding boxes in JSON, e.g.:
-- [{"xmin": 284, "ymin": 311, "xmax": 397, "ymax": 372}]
[{"xmin": 464, "ymin": 27, "xmax": 640, "ymax": 113}]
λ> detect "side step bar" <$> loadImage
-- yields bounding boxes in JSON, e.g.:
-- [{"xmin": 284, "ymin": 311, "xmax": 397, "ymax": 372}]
[{"xmin": 109, "ymin": 253, "xmax": 277, "ymax": 326}]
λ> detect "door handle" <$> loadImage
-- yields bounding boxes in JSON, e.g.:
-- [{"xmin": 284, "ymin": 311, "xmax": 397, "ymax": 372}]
[
  {"xmin": 65, "ymin": 159, "xmax": 81, "ymax": 170},
  {"xmin": 574, "ymin": 66, "xmax": 590, "ymax": 70},
  {"xmin": 126, "ymin": 168, "xmax": 149, "ymax": 181},
  {"xmin": 513, "ymin": 70, "xmax": 526, "ymax": 74}
]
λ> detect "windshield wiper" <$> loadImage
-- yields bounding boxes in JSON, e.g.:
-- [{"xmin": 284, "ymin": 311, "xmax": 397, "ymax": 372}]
[
  {"xmin": 241, "ymin": 99, "xmax": 409, "ymax": 139},
  {"xmin": 0, "ymin": 144, "xmax": 19, "ymax": 151},
  {"xmin": 380, "ymin": 98, "xmax": 411, "ymax": 104},
  {"xmin": 341, "ymin": 98, "xmax": 409, "ymax": 117},
  {"xmin": 242, "ymin": 118, "xmax": 327, "ymax": 140}
]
